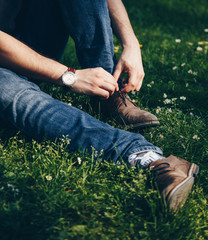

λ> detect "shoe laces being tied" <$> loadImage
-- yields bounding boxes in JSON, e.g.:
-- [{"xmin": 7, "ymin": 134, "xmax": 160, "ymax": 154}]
[
  {"xmin": 117, "ymin": 91, "xmax": 127, "ymax": 106},
  {"xmin": 117, "ymin": 91, "xmax": 138, "ymax": 107}
]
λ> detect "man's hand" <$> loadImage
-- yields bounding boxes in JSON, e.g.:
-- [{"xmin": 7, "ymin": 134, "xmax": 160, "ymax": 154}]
[
  {"xmin": 71, "ymin": 67, "xmax": 119, "ymax": 99},
  {"xmin": 113, "ymin": 42, "xmax": 145, "ymax": 93},
  {"xmin": 107, "ymin": 0, "xmax": 145, "ymax": 93},
  {"xmin": 0, "ymin": 31, "xmax": 118, "ymax": 99}
]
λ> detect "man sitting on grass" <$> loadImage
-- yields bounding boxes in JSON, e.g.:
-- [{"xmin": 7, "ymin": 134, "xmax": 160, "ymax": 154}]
[{"xmin": 0, "ymin": 0, "xmax": 199, "ymax": 211}]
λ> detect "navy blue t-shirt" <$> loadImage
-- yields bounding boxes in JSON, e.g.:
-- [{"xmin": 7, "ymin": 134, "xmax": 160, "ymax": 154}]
[
  {"xmin": 0, "ymin": 0, "xmax": 69, "ymax": 60},
  {"xmin": 0, "ymin": 0, "xmax": 23, "ymax": 34}
]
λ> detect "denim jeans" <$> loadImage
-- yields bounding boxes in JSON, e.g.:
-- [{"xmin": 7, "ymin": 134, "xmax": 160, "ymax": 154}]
[{"xmin": 0, "ymin": 0, "xmax": 162, "ymax": 162}]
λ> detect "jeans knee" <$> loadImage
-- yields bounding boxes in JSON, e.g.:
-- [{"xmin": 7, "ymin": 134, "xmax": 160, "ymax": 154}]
[{"xmin": 0, "ymin": 68, "xmax": 40, "ymax": 113}]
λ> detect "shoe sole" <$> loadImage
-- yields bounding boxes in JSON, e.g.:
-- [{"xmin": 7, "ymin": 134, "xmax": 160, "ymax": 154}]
[{"xmin": 166, "ymin": 163, "xmax": 199, "ymax": 211}]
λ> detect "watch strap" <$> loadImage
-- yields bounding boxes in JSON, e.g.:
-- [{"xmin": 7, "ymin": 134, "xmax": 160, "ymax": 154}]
[{"xmin": 68, "ymin": 68, "xmax": 76, "ymax": 73}]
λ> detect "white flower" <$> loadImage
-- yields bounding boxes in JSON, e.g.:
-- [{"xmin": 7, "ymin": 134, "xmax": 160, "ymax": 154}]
[
  {"xmin": 166, "ymin": 108, "xmax": 172, "ymax": 113},
  {"xmin": 46, "ymin": 175, "xmax": 52, "ymax": 181},
  {"xmin": 186, "ymin": 83, "xmax": 189, "ymax": 87},
  {"xmin": 7, "ymin": 184, "xmax": 19, "ymax": 193},
  {"xmin": 164, "ymin": 99, "xmax": 171, "ymax": 104},
  {"xmin": 190, "ymin": 112, "xmax": 193, "ymax": 116},
  {"xmin": 77, "ymin": 157, "xmax": 82, "ymax": 164},
  {"xmin": 204, "ymin": 29, "xmax": 208, "ymax": 32},
  {"xmin": 188, "ymin": 69, "xmax": 193, "ymax": 74},
  {"xmin": 132, "ymin": 99, "xmax": 136, "ymax": 103},
  {"xmin": 163, "ymin": 93, "xmax": 167, "ymax": 98},
  {"xmin": 193, "ymin": 135, "xmax": 200, "ymax": 140},
  {"xmin": 196, "ymin": 46, "xmax": 203, "ymax": 51},
  {"xmin": 172, "ymin": 66, "xmax": 177, "ymax": 70},
  {"xmin": 150, "ymin": 81, "xmax": 154, "ymax": 85},
  {"xmin": 114, "ymin": 46, "xmax": 120, "ymax": 53},
  {"xmin": 192, "ymin": 72, "xmax": 198, "ymax": 76},
  {"xmin": 159, "ymin": 134, "xmax": 164, "ymax": 139},
  {"xmin": 175, "ymin": 39, "xmax": 181, "ymax": 43},
  {"xmin": 68, "ymin": 102, "xmax": 72, "ymax": 106},
  {"xmin": 180, "ymin": 96, "xmax": 186, "ymax": 100},
  {"xmin": 156, "ymin": 107, "xmax": 161, "ymax": 114},
  {"xmin": 198, "ymin": 41, "xmax": 205, "ymax": 45},
  {"xmin": 95, "ymin": 151, "xmax": 98, "ymax": 157},
  {"xmin": 147, "ymin": 84, "xmax": 151, "ymax": 87},
  {"xmin": 181, "ymin": 63, "xmax": 186, "ymax": 67},
  {"xmin": 187, "ymin": 42, "xmax": 193, "ymax": 46},
  {"xmin": 171, "ymin": 98, "xmax": 177, "ymax": 102}
]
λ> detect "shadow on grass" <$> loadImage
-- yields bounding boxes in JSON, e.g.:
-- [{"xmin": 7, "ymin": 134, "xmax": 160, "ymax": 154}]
[{"xmin": 0, "ymin": 119, "xmax": 18, "ymax": 141}]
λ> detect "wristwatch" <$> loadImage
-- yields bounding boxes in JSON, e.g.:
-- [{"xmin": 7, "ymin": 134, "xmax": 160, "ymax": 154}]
[{"xmin": 61, "ymin": 68, "xmax": 77, "ymax": 87}]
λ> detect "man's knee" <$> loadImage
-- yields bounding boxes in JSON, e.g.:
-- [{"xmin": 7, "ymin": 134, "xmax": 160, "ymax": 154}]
[{"xmin": 0, "ymin": 67, "xmax": 40, "ymax": 112}]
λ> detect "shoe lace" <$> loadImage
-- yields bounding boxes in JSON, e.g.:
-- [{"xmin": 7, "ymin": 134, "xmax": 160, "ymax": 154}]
[
  {"xmin": 149, "ymin": 162, "xmax": 171, "ymax": 175},
  {"xmin": 118, "ymin": 91, "xmax": 128, "ymax": 106},
  {"xmin": 118, "ymin": 91, "xmax": 138, "ymax": 107}
]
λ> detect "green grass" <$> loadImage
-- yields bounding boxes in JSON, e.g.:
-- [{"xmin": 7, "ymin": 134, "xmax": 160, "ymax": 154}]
[{"xmin": 0, "ymin": 0, "xmax": 208, "ymax": 239}]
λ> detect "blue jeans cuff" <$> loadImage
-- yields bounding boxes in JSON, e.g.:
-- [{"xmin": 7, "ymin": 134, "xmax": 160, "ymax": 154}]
[{"xmin": 128, "ymin": 146, "xmax": 163, "ymax": 160}]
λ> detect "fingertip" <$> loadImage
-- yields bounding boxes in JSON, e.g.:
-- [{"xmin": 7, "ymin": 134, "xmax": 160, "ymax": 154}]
[
  {"xmin": 120, "ymin": 87, "xmax": 128, "ymax": 93},
  {"xmin": 113, "ymin": 73, "xmax": 120, "ymax": 82},
  {"xmin": 113, "ymin": 66, "xmax": 122, "ymax": 81},
  {"xmin": 101, "ymin": 94, "xmax": 109, "ymax": 100},
  {"xmin": 135, "ymin": 86, "xmax": 141, "ymax": 92},
  {"xmin": 115, "ymin": 82, "xmax": 119, "ymax": 91}
]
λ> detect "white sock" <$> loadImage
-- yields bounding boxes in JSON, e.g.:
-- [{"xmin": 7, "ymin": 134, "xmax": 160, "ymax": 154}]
[{"xmin": 128, "ymin": 151, "xmax": 165, "ymax": 167}]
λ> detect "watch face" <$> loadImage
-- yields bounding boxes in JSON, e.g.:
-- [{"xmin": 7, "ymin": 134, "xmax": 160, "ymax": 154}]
[{"xmin": 62, "ymin": 71, "xmax": 76, "ymax": 86}]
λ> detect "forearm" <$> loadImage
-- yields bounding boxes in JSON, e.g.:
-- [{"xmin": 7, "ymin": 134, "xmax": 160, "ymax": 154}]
[
  {"xmin": 107, "ymin": 0, "xmax": 139, "ymax": 48},
  {"xmin": 0, "ymin": 30, "xmax": 67, "ymax": 85},
  {"xmin": 0, "ymin": 31, "xmax": 118, "ymax": 98},
  {"xmin": 107, "ymin": 0, "xmax": 144, "ymax": 92}
]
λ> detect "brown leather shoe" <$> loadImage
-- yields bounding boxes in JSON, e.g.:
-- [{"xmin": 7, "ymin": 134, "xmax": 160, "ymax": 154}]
[
  {"xmin": 147, "ymin": 155, "xmax": 199, "ymax": 211},
  {"xmin": 96, "ymin": 91, "xmax": 160, "ymax": 129}
]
